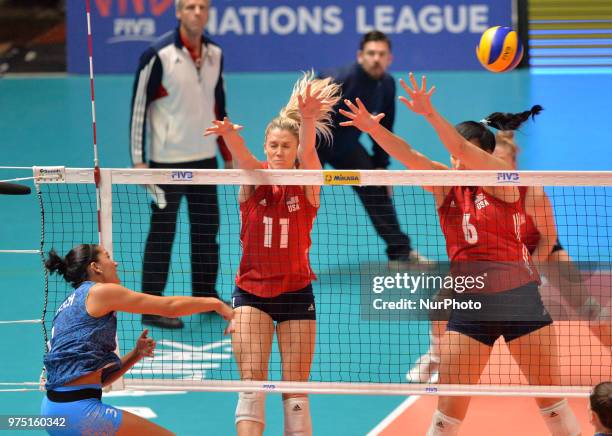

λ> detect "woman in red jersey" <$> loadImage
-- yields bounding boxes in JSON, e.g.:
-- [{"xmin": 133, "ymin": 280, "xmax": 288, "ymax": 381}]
[
  {"xmin": 205, "ymin": 72, "xmax": 340, "ymax": 436},
  {"xmin": 340, "ymin": 73, "xmax": 580, "ymax": 436},
  {"xmin": 494, "ymin": 130, "xmax": 611, "ymax": 348}
]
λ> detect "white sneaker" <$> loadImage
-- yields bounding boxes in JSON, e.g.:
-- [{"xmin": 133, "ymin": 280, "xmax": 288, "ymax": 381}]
[
  {"xmin": 406, "ymin": 354, "xmax": 440, "ymax": 383},
  {"xmin": 388, "ymin": 250, "xmax": 435, "ymax": 271}
]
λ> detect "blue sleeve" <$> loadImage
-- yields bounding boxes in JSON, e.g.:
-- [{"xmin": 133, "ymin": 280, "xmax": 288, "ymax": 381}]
[{"xmin": 129, "ymin": 47, "xmax": 162, "ymax": 165}]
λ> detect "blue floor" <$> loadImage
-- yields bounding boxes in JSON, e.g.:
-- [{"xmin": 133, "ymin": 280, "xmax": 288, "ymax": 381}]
[{"xmin": 1, "ymin": 70, "xmax": 611, "ymax": 434}]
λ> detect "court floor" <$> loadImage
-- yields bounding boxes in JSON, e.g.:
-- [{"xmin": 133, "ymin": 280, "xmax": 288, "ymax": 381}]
[{"xmin": 1, "ymin": 70, "xmax": 611, "ymax": 434}]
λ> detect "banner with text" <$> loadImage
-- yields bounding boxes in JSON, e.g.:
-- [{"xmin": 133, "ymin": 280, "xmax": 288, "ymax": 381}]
[{"xmin": 67, "ymin": 0, "xmax": 512, "ymax": 74}]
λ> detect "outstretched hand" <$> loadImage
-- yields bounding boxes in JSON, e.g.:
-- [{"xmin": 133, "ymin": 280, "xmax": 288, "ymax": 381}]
[
  {"xmin": 398, "ymin": 72, "xmax": 436, "ymax": 117},
  {"xmin": 298, "ymin": 83, "xmax": 327, "ymax": 120},
  {"xmin": 339, "ymin": 98, "xmax": 385, "ymax": 134},
  {"xmin": 205, "ymin": 117, "xmax": 243, "ymax": 137},
  {"xmin": 135, "ymin": 329, "xmax": 156, "ymax": 358},
  {"xmin": 215, "ymin": 300, "xmax": 235, "ymax": 336}
]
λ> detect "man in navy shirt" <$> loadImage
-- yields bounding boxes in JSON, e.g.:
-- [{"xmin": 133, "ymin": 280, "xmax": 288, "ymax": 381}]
[{"xmin": 318, "ymin": 31, "xmax": 425, "ymax": 267}]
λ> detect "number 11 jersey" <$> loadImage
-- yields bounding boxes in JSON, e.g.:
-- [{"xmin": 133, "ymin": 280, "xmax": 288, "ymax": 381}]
[{"xmin": 236, "ymin": 185, "xmax": 318, "ymax": 298}]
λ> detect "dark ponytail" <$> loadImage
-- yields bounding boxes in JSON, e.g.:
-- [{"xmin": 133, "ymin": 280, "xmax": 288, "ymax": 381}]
[
  {"xmin": 455, "ymin": 105, "xmax": 543, "ymax": 153},
  {"xmin": 483, "ymin": 105, "xmax": 543, "ymax": 131},
  {"xmin": 590, "ymin": 382, "xmax": 612, "ymax": 431},
  {"xmin": 44, "ymin": 244, "xmax": 99, "ymax": 289},
  {"xmin": 455, "ymin": 121, "xmax": 496, "ymax": 153}
]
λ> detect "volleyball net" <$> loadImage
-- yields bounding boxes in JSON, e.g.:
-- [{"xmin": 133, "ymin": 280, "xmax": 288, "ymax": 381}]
[{"xmin": 35, "ymin": 167, "xmax": 612, "ymax": 397}]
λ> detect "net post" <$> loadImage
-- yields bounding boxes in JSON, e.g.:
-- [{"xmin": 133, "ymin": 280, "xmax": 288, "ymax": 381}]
[{"xmin": 99, "ymin": 169, "xmax": 124, "ymax": 392}]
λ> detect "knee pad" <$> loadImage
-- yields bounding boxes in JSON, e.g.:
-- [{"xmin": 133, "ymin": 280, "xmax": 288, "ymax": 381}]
[
  {"xmin": 283, "ymin": 397, "xmax": 312, "ymax": 436},
  {"xmin": 539, "ymin": 399, "xmax": 581, "ymax": 436},
  {"xmin": 235, "ymin": 391, "xmax": 266, "ymax": 425},
  {"xmin": 426, "ymin": 409, "xmax": 462, "ymax": 436}
]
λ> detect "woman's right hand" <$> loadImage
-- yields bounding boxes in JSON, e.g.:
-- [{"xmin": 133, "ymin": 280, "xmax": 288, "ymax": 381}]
[
  {"xmin": 205, "ymin": 117, "xmax": 243, "ymax": 138},
  {"xmin": 398, "ymin": 72, "xmax": 436, "ymax": 117},
  {"xmin": 215, "ymin": 300, "xmax": 235, "ymax": 335}
]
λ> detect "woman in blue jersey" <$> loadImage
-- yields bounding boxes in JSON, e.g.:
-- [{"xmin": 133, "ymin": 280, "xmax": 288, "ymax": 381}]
[{"xmin": 41, "ymin": 243, "xmax": 234, "ymax": 435}]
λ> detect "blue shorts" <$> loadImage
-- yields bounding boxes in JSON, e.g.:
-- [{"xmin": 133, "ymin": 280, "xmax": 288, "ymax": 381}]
[
  {"xmin": 232, "ymin": 284, "xmax": 316, "ymax": 323},
  {"xmin": 447, "ymin": 282, "xmax": 553, "ymax": 347},
  {"xmin": 41, "ymin": 384, "xmax": 122, "ymax": 435}
]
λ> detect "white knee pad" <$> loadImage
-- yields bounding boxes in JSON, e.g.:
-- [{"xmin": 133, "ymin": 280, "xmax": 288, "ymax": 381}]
[
  {"xmin": 426, "ymin": 409, "xmax": 462, "ymax": 436},
  {"xmin": 283, "ymin": 397, "xmax": 312, "ymax": 436},
  {"xmin": 539, "ymin": 399, "xmax": 581, "ymax": 436},
  {"xmin": 235, "ymin": 391, "xmax": 266, "ymax": 425}
]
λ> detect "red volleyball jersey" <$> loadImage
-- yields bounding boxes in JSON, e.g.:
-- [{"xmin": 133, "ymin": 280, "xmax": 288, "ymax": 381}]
[
  {"xmin": 518, "ymin": 186, "xmax": 541, "ymax": 255},
  {"xmin": 438, "ymin": 186, "xmax": 540, "ymax": 293},
  {"xmin": 236, "ymin": 184, "xmax": 318, "ymax": 298}
]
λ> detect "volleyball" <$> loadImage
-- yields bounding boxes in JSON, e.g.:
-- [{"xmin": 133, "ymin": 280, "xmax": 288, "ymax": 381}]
[{"xmin": 476, "ymin": 26, "xmax": 524, "ymax": 73}]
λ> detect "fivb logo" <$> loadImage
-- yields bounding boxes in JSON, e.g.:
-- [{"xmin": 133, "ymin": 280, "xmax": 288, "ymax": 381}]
[
  {"xmin": 170, "ymin": 171, "xmax": 194, "ymax": 181},
  {"xmin": 496, "ymin": 172, "xmax": 520, "ymax": 183},
  {"xmin": 93, "ymin": 0, "xmax": 174, "ymax": 43}
]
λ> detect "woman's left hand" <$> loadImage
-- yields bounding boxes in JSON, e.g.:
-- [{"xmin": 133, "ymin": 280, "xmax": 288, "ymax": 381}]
[
  {"xmin": 135, "ymin": 329, "xmax": 156, "ymax": 358},
  {"xmin": 298, "ymin": 83, "xmax": 325, "ymax": 120}
]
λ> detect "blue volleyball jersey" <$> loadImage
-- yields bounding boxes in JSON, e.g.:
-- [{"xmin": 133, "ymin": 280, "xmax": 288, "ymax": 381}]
[{"xmin": 44, "ymin": 281, "xmax": 121, "ymax": 390}]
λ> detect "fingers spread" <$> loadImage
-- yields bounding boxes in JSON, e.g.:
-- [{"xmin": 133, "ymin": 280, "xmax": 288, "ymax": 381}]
[
  {"xmin": 344, "ymin": 99, "xmax": 358, "ymax": 112},
  {"xmin": 409, "ymin": 72, "xmax": 419, "ymax": 90},
  {"xmin": 339, "ymin": 108, "xmax": 355, "ymax": 119},
  {"xmin": 355, "ymin": 97, "xmax": 367, "ymax": 111}
]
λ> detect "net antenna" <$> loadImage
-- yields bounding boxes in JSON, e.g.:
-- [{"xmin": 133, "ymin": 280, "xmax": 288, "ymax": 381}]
[
  {"xmin": 85, "ymin": 0, "xmax": 103, "ymax": 245},
  {"xmin": 84, "ymin": 0, "xmax": 124, "ymax": 390}
]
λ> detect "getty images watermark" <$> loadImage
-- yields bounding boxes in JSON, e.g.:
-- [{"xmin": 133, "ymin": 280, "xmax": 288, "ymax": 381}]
[
  {"xmin": 358, "ymin": 270, "xmax": 489, "ymax": 321},
  {"xmin": 371, "ymin": 272, "xmax": 485, "ymax": 311}
]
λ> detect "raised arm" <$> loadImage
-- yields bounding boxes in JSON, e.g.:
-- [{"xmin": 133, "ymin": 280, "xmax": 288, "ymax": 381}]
[
  {"xmin": 205, "ymin": 118, "xmax": 262, "ymax": 170},
  {"xmin": 296, "ymin": 83, "xmax": 324, "ymax": 207},
  {"xmin": 297, "ymin": 83, "xmax": 324, "ymax": 170},
  {"xmin": 398, "ymin": 73, "xmax": 513, "ymax": 171},
  {"xmin": 339, "ymin": 98, "xmax": 447, "ymax": 172}
]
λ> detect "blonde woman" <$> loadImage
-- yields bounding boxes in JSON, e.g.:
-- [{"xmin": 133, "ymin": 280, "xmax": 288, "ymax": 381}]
[{"xmin": 206, "ymin": 72, "xmax": 341, "ymax": 436}]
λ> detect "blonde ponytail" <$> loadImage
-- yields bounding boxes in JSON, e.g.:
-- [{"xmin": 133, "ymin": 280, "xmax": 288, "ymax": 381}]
[{"xmin": 265, "ymin": 71, "xmax": 341, "ymax": 144}]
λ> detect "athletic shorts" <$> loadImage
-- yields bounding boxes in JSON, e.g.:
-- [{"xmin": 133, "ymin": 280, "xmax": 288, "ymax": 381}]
[
  {"xmin": 447, "ymin": 282, "xmax": 553, "ymax": 347},
  {"xmin": 232, "ymin": 284, "xmax": 316, "ymax": 323},
  {"xmin": 551, "ymin": 238, "xmax": 564, "ymax": 254},
  {"xmin": 41, "ymin": 384, "xmax": 122, "ymax": 435}
]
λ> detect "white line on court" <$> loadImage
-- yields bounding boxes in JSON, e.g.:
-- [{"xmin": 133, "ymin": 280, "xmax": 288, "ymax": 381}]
[
  {"xmin": 366, "ymin": 372, "xmax": 439, "ymax": 435},
  {"xmin": 366, "ymin": 395, "xmax": 421, "ymax": 436},
  {"xmin": 116, "ymin": 406, "xmax": 157, "ymax": 419}
]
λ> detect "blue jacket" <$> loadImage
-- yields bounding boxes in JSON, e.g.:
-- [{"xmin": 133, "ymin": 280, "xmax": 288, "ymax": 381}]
[{"xmin": 129, "ymin": 28, "xmax": 229, "ymax": 165}]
